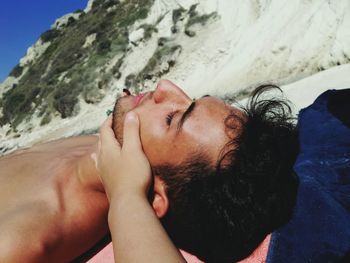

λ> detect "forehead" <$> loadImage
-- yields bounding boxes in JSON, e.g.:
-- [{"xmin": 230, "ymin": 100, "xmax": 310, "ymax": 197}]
[
  {"xmin": 191, "ymin": 96, "xmax": 231, "ymax": 132},
  {"xmin": 174, "ymin": 96, "xmax": 233, "ymax": 163}
]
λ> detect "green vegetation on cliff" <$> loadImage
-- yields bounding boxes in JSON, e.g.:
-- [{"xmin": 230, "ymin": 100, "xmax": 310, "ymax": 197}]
[
  {"xmin": 1, "ymin": 0, "xmax": 153, "ymax": 127},
  {"xmin": 0, "ymin": 0, "xmax": 216, "ymax": 130}
]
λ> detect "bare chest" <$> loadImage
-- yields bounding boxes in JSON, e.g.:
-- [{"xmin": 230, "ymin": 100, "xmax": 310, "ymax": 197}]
[{"xmin": 0, "ymin": 142, "xmax": 109, "ymax": 261}]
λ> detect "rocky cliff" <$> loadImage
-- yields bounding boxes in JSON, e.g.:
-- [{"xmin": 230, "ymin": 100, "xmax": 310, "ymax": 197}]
[{"xmin": 1, "ymin": 0, "xmax": 350, "ymax": 154}]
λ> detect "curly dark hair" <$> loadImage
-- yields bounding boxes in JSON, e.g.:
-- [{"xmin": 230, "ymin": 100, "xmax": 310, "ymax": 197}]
[{"xmin": 154, "ymin": 85, "xmax": 300, "ymax": 262}]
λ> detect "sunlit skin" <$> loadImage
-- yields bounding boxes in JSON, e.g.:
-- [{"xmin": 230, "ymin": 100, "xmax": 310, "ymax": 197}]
[
  {"xmin": 113, "ymin": 79, "xmax": 234, "ymax": 167},
  {"xmin": 0, "ymin": 136, "xmax": 109, "ymax": 262},
  {"xmin": 0, "ymin": 79, "xmax": 268, "ymax": 262}
]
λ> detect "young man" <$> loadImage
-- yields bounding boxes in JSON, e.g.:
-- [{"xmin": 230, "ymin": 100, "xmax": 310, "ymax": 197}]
[
  {"xmin": 108, "ymin": 79, "xmax": 299, "ymax": 262},
  {"xmin": 1, "ymin": 80, "xmax": 251, "ymax": 262},
  {"xmin": 2, "ymin": 79, "xmax": 345, "ymax": 262},
  {"xmin": 100, "ymin": 84, "xmax": 350, "ymax": 263},
  {"xmin": 0, "ymin": 80, "xmax": 296, "ymax": 262}
]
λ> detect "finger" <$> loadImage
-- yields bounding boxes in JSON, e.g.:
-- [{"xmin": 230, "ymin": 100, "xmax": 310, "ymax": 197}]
[
  {"xmin": 99, "ymin": 115, "xmax": 113, "ymax": 135},
  {"xmin": 106, "ymin": 115, "xmax": 113, "ymax": 126},
  {"xmin": 97, "ymin": 136, "xmax": 101, "ymax": 153},
  {"xmin": 90, "ymin": 152, "xmax": 98, "ymax": 169},
  {"xmin": 100, "ymin": 116, "xmax": 120, "ymax": 147},
  {"xmin": 122, "ymin": 111, "xmax": 142, "ymax": 151}
]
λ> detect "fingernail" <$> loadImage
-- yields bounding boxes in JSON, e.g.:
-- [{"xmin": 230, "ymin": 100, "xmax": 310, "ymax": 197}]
[{"xmin": 126, "ymin": 111, "xmax": 137, "ymax": 121}]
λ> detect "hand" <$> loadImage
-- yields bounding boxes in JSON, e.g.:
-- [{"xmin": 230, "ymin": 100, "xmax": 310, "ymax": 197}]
[
  {"xmin": 93, "ymin": 112, "xmax": 152, "ymax": 201},
  {"xmin": 93, "ymin": 113, "xmax": 186, "ymax": 263}
]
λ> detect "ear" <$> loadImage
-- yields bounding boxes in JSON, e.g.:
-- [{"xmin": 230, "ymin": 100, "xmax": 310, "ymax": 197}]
[{"xmin": 151, "ymin": 176, "xmax": 169, "ymax": 218}]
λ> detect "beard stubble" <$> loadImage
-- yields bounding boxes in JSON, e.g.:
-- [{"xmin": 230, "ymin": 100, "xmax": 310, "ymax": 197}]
[{"xmin": 112, "ymin": 96, "xmax": 129, "ymax": 146}]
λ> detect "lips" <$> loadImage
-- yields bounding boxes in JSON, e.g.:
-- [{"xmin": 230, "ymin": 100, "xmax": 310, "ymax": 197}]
[{"xmin": 133, "ymin": 93, "xmax": 146, "ymax": 107}]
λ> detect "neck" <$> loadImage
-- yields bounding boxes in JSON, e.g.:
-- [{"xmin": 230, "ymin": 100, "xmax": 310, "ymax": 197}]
[{"xmin": 75, "ymin": 139, "xmax": 105, "ymax": 193}]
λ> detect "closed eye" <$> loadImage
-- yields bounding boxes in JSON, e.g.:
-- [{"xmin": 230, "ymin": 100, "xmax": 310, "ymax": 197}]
[{"xmin": 166, "ymin": 111, "xmax": 176, "ymax": 125}]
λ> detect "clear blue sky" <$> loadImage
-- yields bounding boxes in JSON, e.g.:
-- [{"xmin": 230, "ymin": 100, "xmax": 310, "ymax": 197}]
[{"xmin": 0, "ymin": 0, "xmax": 88, "ymax": 82}]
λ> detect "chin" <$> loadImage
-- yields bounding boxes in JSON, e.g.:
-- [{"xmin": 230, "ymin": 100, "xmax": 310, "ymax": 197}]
[{"xmin": 112, "ymin": 96, "xmax": 133, "ymax": 145}]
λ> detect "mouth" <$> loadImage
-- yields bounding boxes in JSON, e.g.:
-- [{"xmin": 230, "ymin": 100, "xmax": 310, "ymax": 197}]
[{"xmin": 133, "ymin": 92, "xmax": 148, "ymax": 107}]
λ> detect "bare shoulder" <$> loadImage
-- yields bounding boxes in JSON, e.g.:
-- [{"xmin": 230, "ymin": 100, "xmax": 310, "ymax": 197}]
[
  {"xmin": 1, "ymin": 135, "xmax": 98, "ymax": 160},
  {"xmin": 28, "ymin": 135, "xmax": 98, "ymax": 152},
  {"xmin": 47, "ymin": 135, "xmax": 98, "ymax": 146}
]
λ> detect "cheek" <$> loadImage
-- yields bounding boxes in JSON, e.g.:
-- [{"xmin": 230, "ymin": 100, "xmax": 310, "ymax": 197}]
[
  {"xmin": 140, "ymin": 122, "xmax": 164, "ymax": 148},
  {"xmin": 138, "ymin": 122, "xmax": 187, "ymax": 166},
  {"xmin": 142, "ymin": 136, "xmax": 170, "ymax": 166},
  {"xmin": 138, "ymin": 107, "xmax": 165, "ymax": 140},
  {"xmin": 138, "ymin": 112, "xmax": 169, "ymax": 165}
]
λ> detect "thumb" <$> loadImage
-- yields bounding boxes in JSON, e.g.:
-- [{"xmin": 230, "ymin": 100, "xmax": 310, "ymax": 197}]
[
  {"xmin": 122, "ymin": 111, "xmax": 142, "ymax": 151},
  {"xmin": 99, "ymin": 116, "xmax": 120, "ymax": 147}
]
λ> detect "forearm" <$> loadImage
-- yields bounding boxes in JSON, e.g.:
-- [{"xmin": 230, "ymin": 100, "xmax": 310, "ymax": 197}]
[{"xmin": 108, "ymin": 195, "xmax": 186, "ymax": 263}]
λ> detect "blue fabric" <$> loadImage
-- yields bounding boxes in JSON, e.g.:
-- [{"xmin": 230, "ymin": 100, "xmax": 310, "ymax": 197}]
[{"xmin": 266, "ymin": 89, "xmax": 350, "ymax": 263}]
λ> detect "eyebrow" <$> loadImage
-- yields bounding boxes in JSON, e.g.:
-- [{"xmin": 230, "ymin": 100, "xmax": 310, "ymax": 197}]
[
  {"xmin": 176, "ymin": 100, "xmax": 196, "ymax": 135},
  {"xmin": 175, "ymin": 95, "xmax": 211, "ymax": 134}
]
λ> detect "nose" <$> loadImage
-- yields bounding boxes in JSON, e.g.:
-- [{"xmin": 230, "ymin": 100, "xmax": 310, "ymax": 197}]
[{"xmin": 153, "ymin": 79, "xmax": 192, "ymax": 105}]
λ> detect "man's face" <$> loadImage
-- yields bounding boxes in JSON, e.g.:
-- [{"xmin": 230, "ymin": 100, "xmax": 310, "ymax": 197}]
[{"xmin": 113, "ymin": 80, "xmax": 235, "ymax": 167}]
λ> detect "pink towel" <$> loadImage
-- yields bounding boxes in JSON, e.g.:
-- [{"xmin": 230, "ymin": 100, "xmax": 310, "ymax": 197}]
[
  {"xmin": 86, "ymin": 244, "xmax": 203, "ymax": 263},
  {"xmin": 87, "ymin": 234, "xmax": 270, "ymax": 263}
]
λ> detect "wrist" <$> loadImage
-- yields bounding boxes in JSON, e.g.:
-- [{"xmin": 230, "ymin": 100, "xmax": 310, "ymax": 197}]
[
  {"xmin": 106, "ymin": 183, "xmax": 149, "ymax": 202},
  {"xmin": 109, "ymin": 191, "xmax": 149, "ymax": 211},
  {"xmin": 108, "ymin": 193, "xmax": 151, "ymax": 223}
]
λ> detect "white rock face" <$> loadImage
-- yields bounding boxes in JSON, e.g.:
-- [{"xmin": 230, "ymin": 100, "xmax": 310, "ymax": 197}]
[
  {"xmin": 0, "ymin": 39, "xmax": 50, "ymax": 97},
  {"xmin": 20, "ymin": 39, "xmax": 51, "ymax": 67},
  {"xmin": 83, "ymin": 33, "xmax": 97, "ymax": 48},
  {"xmin": 84, "ymin": 0, "xmax": 95, "ymax": 13},
  {"xmin": 123, "ymin": 0, "xmax": 350, "ymax": 98},
  {"xmin": 282, "ymin": 64, "xmax": 350, "ymax": 114},
  {"xmin": 52, "ymin": 13, "xmax": 81, "ymax": 29},
  {"xmin": 1, "ymin": 0, "xmax": 350, "ymax": 154},
  {"xmin": 178, "ymin": 0, "xmax": 350, "ymax": 97},
  {"xmin": 129, "ymin": 28, "xmax": 145, "ymax": 43},
  {"xmin": 208, "ymin": 0, "xmax": 350, "ymax": 97}
]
